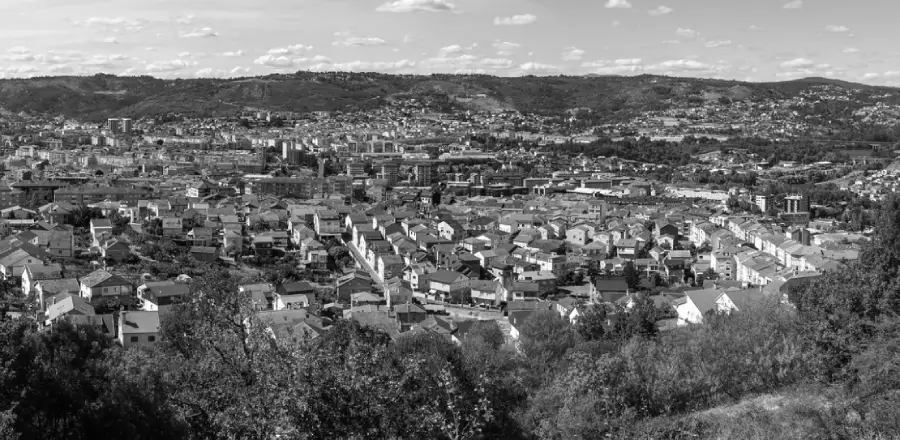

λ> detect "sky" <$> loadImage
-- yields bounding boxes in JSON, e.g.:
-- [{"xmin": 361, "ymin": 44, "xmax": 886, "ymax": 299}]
[{"xmin": 0, "ymin": 0, "xmax": 897, "ymax": 85}]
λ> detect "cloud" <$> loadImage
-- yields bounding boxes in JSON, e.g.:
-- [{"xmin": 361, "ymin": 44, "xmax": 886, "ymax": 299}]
[
  {"xmin": 75, "ymin": 17, "xmax": 145, "ymax": 32},
  {"xmin": 494, "ymin": 14, "xmax": 537, "ymax": 25},
  {"xmin": 101, "ymin": 37, "xmax": 119, "ymax": 44},
  {"xmin": 519, "ymin": 62, "xmax": 560, "ymax": 74},
  {"xmin": 267, "ymin": 44, "xmax": 313, "ymax": 55},
  {"xmin": 178, "ymin": 51, "xmax": 191, "ymax": 58},
  {"xmin": 783, "ymin": 0, "xmax": 802, "ymax": 8},
  {"xmin": 648, "ymin": 5, "xmax": 672, "ymax": 16},
  {"xmin": 253, "ymin": 55, "xmax": 304, "ymax": 68},
  {"xmin": 310, "ymin": 59, "xmax": 416, "ymax": 72},
  {"xmin": 705, "ymin": 40, "xmax": 732, "ymax": 48},
  {"xmin": 231, "ymin": 66, "xmax": 251, "ymax": 76},
  {"xmin": 438, "ymin": 44, "xmax": 465, "ymax": 55},
  {"xmin": 561, "ymin": 47, "xmax": 586, "ymax": 61},
  {"xmin": 146, "ymin": 59, "xmax": 196, "ymax": 73},
  {"xmin": 605, "ymin": 0, "xmax": 632, "ymax": 8},
  {"xmin": 748, "ymin": 24, "xmax": 762, "ymax": 31},
  {"xmin": 825, "ymin": 25, "xmax": 850, "ymax": 33},
  {"xmin": 582, "ymin": 58, "xmax": 642, "ymax": 75},
  {"xmin": 647, "ymin": 59, "xmax": 728, "ymax": 75},
  {"xmin": 333, "ymin": 36, "xmax": 388, "ymax": 47},
  {"xmin": 612, "ymin": 20, "xmax": 621, "ymax": 27},
  {"xmin": 493, "ymin": 41, "xmax": 520, "ymax": 56},
  {"xmin": 843, "ymin": 48, "xmax": 859, "ymax": 53},
  {"xmin": 422, "ymin": 54, "xmax": 513, "ymax": 72},
  {"xmin": 376, "ymin": 0, "xmax": 455, "ymax": 13},
  {"xmin": 179, "ymin": 27, "xmax": 218, "ymax": 38},
  {"xmin": 222, "ymin": 50, "xmax": 245, "ymax": 57},
  {"xmin": 174, "ymin": 14, "xmax": 196, "ymax": 25},
  {"xmin": 676, "ymin": 28, "xmax": 699, "ymax": 38},
  {"xmin": 661, "ymin": 40, "xmax": 681, "ymax": 44},
  {"xmin": 780, "ymin": 58, "xmax": 815, "ymax": 69}
]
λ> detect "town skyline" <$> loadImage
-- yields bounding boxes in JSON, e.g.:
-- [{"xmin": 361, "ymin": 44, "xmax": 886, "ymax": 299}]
[{"xmin": 0, "ymin": 0, "xmax": 897, "ymax": 85}]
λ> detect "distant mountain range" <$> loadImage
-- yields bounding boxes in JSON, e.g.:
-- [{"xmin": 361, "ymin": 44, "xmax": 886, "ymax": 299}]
[{"xmin": 0, "ymin": 72, "xmax": 895, "ymax": 121}]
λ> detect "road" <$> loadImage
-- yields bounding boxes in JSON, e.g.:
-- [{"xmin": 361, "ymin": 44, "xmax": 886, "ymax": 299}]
[{"xmin": 345, "ymin": 241, "xmax": 390, "ymax": 294}]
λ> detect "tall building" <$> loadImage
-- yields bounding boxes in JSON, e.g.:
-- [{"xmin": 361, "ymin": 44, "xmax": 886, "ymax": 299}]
[
  {"xmin": 784, "ymin": 194, "xmax": 809, "ymax": 213},
  {"xmin": 381, "ymin": 162, "xmax": 399, "ymax": 186},
  {"xmin": 755, "ymin": 195, "xmax": 773, "ymax": 213},
  {"xmin": 413, "ymin": 163, "xmax": 433, "ymax": 187},
  {"xmin": 108, "ymin": 118, "xmax": 133, "ymax": 135},
  {"xmin": 347, "ymin": 162, "xmax": 367, "ymax": 177}
]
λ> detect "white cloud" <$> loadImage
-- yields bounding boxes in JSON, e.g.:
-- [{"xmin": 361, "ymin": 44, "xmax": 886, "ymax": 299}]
[
  {"xmin": 605, "ymin": 0, "xmax": 632, "ymax": 8},
  {"xmin": 648, "ymin": 6, "xmax": 672, "ymax": 16},
  {"xmin": 705, "ymin": 40, "xmax": 732, "ymax": 48},
  {"xmin": 561, "ymin": 47, "xmax": 586, "ymax": 61},
  {"xmin": 438, "ymin": 45, "xmax": 465, "ymax": 56},
  {"xmin": 310, "ymin": 59, "xmax": 416, "ymax": 72},
  {"xmin": 582, "ymin": 58, "xmax": 642, "ymax": 75},
  {"xmin": 780, "ymin": 58, "xmax": 815, "ymax": 69},
  {"xmin": 494, "ymin": 14, "xmax": 537, "ymax": 25},
  {"xmin": 861, "ymin": 73, "xmax": 880, "ymax": 80},
  {"xmin": 101, "ymin": 37, "xmax": 119, "ymax": 44},
  {"xmin": 843, "ymin": 48, "xmax": 859, "ymax": 53},
  {"xmin": 612, "ymin": 20, "xmax": 621, "ymax": 27},
  {"xmin": 493, "ymin": 41, "xmax": 520, "ymax": 56},
  {"xmin": 146, "ymin": 59, "xmax": 195, "ymax": 73},
  {"xmin": 76, "ymin": 17, "xmax": 145, "ymax": 32},
  {"xmin": 253, "ymin": 55, "xmax": 304, "ymax": 68},
  {"xmin": 676, "ymin": 27, "xmax": 699, "ymax": 38},
  {"xmin": 231, "ymin": 67, "xmax": 251, "ymax": 75},
  {"xmin": 180, "ymin": 27, "xmax": 218, "ymax": 38},
  {"xmin": 783, "ymin": 0, "xmax": 802, "ymax": 8},
  {"xmin": 174, "ymin": 14, "xmax": 196, "ymax": 25},
  {"xmin": 333, "ymin": 36, "xmax": 387, "ymax": 47},
  {"xmin": 222, "ymin": 50, "xmax": 245, "ymax": 57},
  {"xmin": 825, "ymin": 25, "xmax": 850, "ymax": 33},
  {"xmin": 376, "ymin": 0, "xmax": 456, "ymax": 13},
  {"xmin": 178, "ymin": 52, "xmax": 191, "ymax": 58},
  {"xmin": 267, "ymin": 44, "xmax": 313, "ymax": 55},
  {"xmin": 661, "ymin": 40, "xmax": 681, "ymax": 44},
  {"xmin": 518, "ymin": 62, "xmax": 559, "ymax": 74},
  {"xmin": 646, "ymin": 59, "xmax": 728, "ymax": 75},
  {"xmin": 748, "ymin": 24, "xmax": 762, "ymax": 31}
]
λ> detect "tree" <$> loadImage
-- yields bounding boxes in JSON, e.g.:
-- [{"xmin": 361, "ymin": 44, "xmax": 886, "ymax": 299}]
[{"xmin": 623, "ymin": 261, "xmax": 639, "ymax": 290}]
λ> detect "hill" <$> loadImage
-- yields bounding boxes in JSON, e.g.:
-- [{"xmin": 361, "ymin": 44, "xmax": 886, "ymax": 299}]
[{"xmin": 0, "ymin": 72, "xmax": 896, "ymax": 121}]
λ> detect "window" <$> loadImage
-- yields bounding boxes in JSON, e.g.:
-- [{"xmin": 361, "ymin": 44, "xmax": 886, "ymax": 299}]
[
  {"xmin": 148, "ymin": 336, "xmax": 156, "ymax": 342},
  {"xmin": 130, "ymin": 336, "xmax": 138, "ymax": 343}
]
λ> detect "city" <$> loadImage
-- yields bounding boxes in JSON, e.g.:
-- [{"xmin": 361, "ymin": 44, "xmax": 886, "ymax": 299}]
[{"xmin": 1, "ymin": 0, "xmax": 900, "ymax": 437}]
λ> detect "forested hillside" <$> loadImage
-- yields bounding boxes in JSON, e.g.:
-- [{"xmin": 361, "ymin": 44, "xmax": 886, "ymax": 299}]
[
  {"xmin": 2, "ymin": 198, "xmax": 900, "ymax": 439},
  {"xmin": 0, "ymin": 72, "xmax": 896, "ymax": 121}
]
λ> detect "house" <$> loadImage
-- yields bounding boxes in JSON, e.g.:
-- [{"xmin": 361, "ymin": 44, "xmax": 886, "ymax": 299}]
[
  {"xmin": 590, "ymin": 275, "xmax": 630, "ymax": 303},
  {"xmin": 336, "ymin": 272, "xmax": 375, "ymax": 303},
  {"xmin": 378, "ymin": 254, "xmax": 405, "ymax": 281},
  {"xmin": 79, "ymin": 269, "xmax": 134, "ymax": 301},
  {"xmin": 508, "ymin": 310, "xmax": 536, "ymax": 340},
  {"xmin": 35, "ymin": 278, "xmax": 80, "ymax": 310},
  {"xmin": 674, "ymin": 288, "xmax": 721, "ymax": 326},
  {"xmin": 470, "ymin": 279, "xmax": 499, "ymax": 306},
  {"xmin": 0, "ymin": 244, "xmax": 48, "ymax": 280},
  {"xmin": 118, "ymin": 310, "xmax": 160, "ymax": 348},
  {"xmin": 89, "ymin": 218, "xmax": 113, "ymax": 243},
  {"xmin": 438, "ymin": 219, "xmax": 467, "ymax": 241},
  {"xmin": 565, "ymin": 225, "xmax": 592, "ymax": 247},
  {"xmin": 518, "ymin": 270, "xmax": 557, "ymax": 296},
  {"xmin": 395, "ymin": 303, "xmax": 428, "ymax": 330},
  {"xmin": 188, "ymin": 227, "xmax": 214, "ymax": 247},
  {"xmin": 615, "ymin": 238, "xmax": 638, "ymax": 260},
  {"xmin": 223, "ymin": 230, "xmax": 244, "ymax": 254},
  {"xmin": 190, "ymin": 246, "xmax": 220, "ymax": 262},
  {"xmin": 47, "ymin": 230, "xmax": 74, "ymax": 258},
  {"xmin": 161, "ymin": 217, "xmax": 182, "ymax": 237},
  {"xmin": 138, "ymin": 281, "xmax": 191, "ymax": 314},
  {"xmin": 427, "ymin": 269, "xmax": 470, "ymax": 303},
  {"xmin": 101, "ymin": 238, "xmax": 131, "ymax": 262},
  {"xmin": 274, "ymin": 293, "xmax": 313, "ymax": 310},
  {"xmin": 45, "ymin": 293, "xmax": 95, "ymax": 326},
  {"xmin": 314, "ymin": 209, "xmax": 341, "ymax": 238},
  {"xmin": 240, "ymin": 283, "xmax": 277, "ymax": 310},
  {"xmin": 21, "ymin": 263, "xmax": 62, "ymax": 296}
]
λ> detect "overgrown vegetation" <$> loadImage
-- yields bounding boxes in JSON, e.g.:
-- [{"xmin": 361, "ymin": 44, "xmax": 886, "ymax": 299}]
[{"xmin": 4, "ymin": 196, "xmax": 900, "ymax": 439}]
